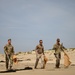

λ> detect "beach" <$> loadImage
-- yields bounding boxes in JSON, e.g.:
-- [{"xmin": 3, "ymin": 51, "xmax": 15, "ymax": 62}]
[{"xmin": 0, "ymin": 49, "xmax": 75, "ymax": 75}]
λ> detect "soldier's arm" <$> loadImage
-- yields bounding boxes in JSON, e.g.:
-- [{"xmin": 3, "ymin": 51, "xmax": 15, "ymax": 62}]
[
  {"xmin": 4, "ymin": 45, "xmax": 8, "ymax": 55},
  {"xmin": 35, "ymin": 45, "xmax": 38, "ymax": 54},
  {"xmin": 62, "ymin": 46, "xmax": 67, "ymax": 50},
  {"xmin": 52, "ymin": 44, "xmax": 56, "ymax": 50},
  {"xmin": 42, "ymin": 46, "xmax": 44, "ymax": 55},
  {"xmin": 12, "ymin": 46, "xmax": 15, "ymax": 54},
  {"xmin": 61, "ymin": 43, "xmax": 67, "ymax": 52},
  {"xmin": 61, "ymin": 46, "xmax": 67, "ymax": 53}
]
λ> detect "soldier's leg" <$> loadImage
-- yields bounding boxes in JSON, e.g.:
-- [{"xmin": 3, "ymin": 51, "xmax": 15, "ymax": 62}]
[
  {"xmin": 5, "ymin": 55, "xmax": 9, "ymax": 70},
  {"xmin": 55, "ymin": 54, "xmax": 60, "ymax": 68},
  {"xmin": 34, "ymin": 54, "xmax": 39, "ymax": 69},
  {"xmin": 56, "ymin": 58, "xmax": 60, "ymax": 68},
  {"xmin": 41, "ymin": 54, "xmax": 44, "ymax": 69},
  {"xmin": 59, "ymin": 53, "xmax": 61, "ymax": 66},
  {"xmin": 9, "ymin": 55, "xmax": 13, "ymax": 69}
]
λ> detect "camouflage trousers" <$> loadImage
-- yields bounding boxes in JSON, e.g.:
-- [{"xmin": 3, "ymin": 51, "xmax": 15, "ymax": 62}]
[
  {"xmin": 55, "ymin": 53, "xmax": 61, "ymax": 68},
  {"xmin": 5, "ymin": 54, "xmax": 13, "ymax": 70},
  {"xmin": 35, "ymin": 53, "xmax": 44, "ymax": 68}
]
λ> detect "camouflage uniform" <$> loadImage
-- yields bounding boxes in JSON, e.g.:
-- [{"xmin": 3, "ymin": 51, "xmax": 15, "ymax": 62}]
[
  {"xmin": 34, "ymin": 44, "xmax": 44, "ymax": 69},
  {"xmin": 53, "ymin": 44, "xmax": 65, "ymax": 68},
  {"xmin": 4, "ymin": 44, "xmax": 14, "ymax": 70}
]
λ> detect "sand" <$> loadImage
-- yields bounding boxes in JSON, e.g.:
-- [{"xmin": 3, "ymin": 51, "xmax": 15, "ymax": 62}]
[{"xmin": 0, "ymin": 49, "xmax": 75, "ymax": 75}]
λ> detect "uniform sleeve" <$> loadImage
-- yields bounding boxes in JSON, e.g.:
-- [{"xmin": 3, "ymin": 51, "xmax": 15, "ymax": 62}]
[
  {"xmin": 60, "ymin": 44, "xmax": 65, "ymax": 52},
  {"xmin": 62, "ymin": 46, "xmax": 67, "ymax": 50},
  {"xmin": 35, "ymin": 45, "xmax": 38, "ymax": 50},
  {"xmin": 12, "ymin": 46, "xmax": 15, "ymax": 54},
  {"xmin": 42, "ymin": 46, "xmax": 44, "ymax": 55},
  {"xmin": 52, "ymin": 44, "xmax": 57, "ymax": 50},
  {"xmin": 4, "ymin": 45, "xmax": 7, "ymax": 54},
  {"xmin": 35, "ymin": 45, "xmax": 38, "ymax": 54}
]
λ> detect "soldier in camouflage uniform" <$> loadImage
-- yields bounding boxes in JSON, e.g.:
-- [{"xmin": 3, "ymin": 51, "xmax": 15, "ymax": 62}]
[
  {"xmin": 53, "ymin": 38, "xmax": 66, "ymax": 68},
  {"xmin": 4, "ymin": 39, "xmax": 14, "ymax": 70},
  {"xmin": 34, "ymin": 40, "xmax": 45, "ymax": 69}
]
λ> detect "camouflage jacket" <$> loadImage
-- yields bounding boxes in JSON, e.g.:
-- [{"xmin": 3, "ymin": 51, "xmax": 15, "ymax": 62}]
[{"xmin": 4, "ymin": 44, "xmax": 14, "ymax": 55}]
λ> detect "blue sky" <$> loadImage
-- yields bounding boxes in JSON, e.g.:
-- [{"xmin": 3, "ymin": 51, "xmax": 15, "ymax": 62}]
[{"xmin": 0, "ymin": 0, "xmax": 75, "ymax": 53}]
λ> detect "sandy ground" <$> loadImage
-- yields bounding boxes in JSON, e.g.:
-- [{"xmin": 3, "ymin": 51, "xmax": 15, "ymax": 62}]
[
  {"xmin": 0, "ymin": 63, "xmax": 75, "ymax": 75},
  {"xmin": 0, "ymin": 50, "xmax": 75, "ymax": 75}
]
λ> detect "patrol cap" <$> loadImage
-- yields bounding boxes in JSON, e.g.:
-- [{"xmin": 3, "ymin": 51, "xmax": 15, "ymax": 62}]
[
  {"xmin": 57, "ymin": 38, "xmax": 60, "ymax": 42},
  {"xmin": 8, "ymin": 39, "xmax": 11, "ymax": 41}
]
